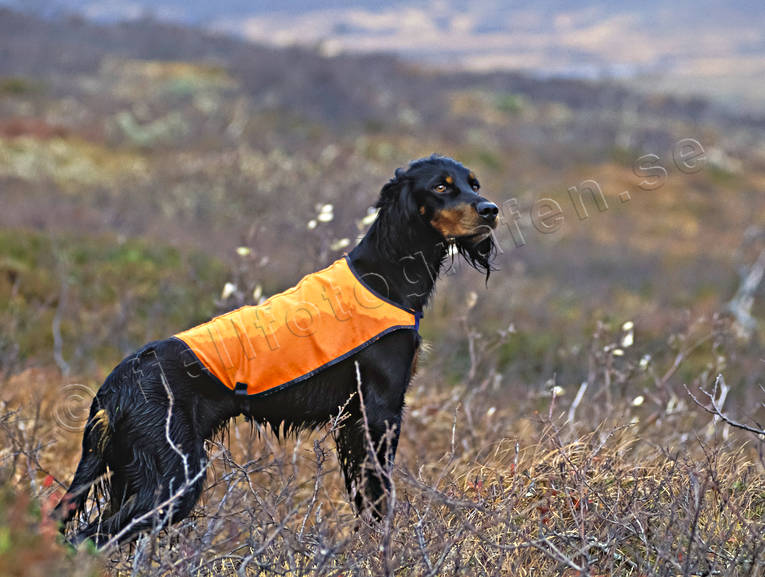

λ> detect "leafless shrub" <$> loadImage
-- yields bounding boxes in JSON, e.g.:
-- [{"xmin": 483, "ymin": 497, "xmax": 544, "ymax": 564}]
[{"xmin": 1, "ymin": 296, "xmax": 762, "ymax": 576}]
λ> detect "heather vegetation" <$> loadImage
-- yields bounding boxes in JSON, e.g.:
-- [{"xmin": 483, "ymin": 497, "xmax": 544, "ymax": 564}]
[{"xmin": 0, "ymin": 9, "xmax": 763, "ymax": 576}]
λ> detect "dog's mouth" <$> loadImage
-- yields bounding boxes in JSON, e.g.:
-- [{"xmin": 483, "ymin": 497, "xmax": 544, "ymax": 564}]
[
  {"xmin": 453, "ymin": 222, "xmax": 496, "ymax": 244},
  {"xmin": 448, "ymin": 221, "xmax": 497, "ymax": 281}
]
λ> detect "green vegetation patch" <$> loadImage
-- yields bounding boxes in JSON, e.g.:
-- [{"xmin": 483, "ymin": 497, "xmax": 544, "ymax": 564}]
[
  {"xmin": 0, "ymin": 228, "xmax": 228, "ymax": 371},
  {"xmin": 0, "ymin": 76, "xmax": 42, "ymax": 96},
  {"xmin": 101, "ymin": 58, "xmax": 238, "ymax": 101},
  {"xmin": 0, "ymin": 135, "xmax": 149, "ymax": 190}
]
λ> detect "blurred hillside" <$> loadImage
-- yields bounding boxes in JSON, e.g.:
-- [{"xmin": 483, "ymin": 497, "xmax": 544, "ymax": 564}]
[
  {"xmin": 1, "ymin": 7, "xmax": 763, "ymax": 384},
  {"xmin": 5, "ymin": 0, "xmax": 765, "ymax": 114},
  {"xmin": 0, "ymin": 9, "xmax": 764, "ymax": 575}
]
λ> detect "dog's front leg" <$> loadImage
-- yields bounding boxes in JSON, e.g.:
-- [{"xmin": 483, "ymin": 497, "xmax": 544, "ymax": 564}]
[
  {"xmin": 334, "ymin": 394, "xmax": 402, "ymax": 521},
  {"xmin": 334, "ymin": 349, "xmax": 414, "ymax": 521}
]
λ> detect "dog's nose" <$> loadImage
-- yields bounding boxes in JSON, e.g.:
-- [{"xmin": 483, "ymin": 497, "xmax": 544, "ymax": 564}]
[{"xmin": 476, "ymin": 201, "xmax": 499, "ymax": 222}]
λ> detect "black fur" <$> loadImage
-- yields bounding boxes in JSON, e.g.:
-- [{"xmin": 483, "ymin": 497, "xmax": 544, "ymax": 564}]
[{"xmin": 53, "ymin": 155, "xmax": 498, "ymax": 547}]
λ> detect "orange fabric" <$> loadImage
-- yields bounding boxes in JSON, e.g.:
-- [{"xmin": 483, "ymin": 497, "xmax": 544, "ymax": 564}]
[{"xmin": 174, "ymin": 257, "xmax": 418, "ymax": 396}]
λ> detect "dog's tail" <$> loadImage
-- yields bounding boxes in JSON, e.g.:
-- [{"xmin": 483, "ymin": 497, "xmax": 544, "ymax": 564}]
[{"xmin": 52, "ymin": 396, "xmax": 113, "ymax": 527}]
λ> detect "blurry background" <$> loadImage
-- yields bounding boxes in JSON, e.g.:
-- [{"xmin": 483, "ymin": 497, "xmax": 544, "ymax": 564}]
[
  {"xmin": 5, "ymin": 0, "xmax": 765, "ymax": 111},
  {"xmin": 1, "ymin": 0, "xmax": 762, "ymax": 389},
  {"xmin": 0, "ymin": 2, "xmax": 763, "ymax": 574}
]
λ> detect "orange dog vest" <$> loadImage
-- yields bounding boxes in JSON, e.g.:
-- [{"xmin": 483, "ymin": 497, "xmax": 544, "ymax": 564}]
[{"xmin": 174, "ymin": 256, "xmax": 420, "ymax": 397}]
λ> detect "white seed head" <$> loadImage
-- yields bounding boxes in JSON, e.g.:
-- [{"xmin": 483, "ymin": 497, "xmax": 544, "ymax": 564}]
[
  {"xmin": 221, "ymin": 282, "xmax": 237, "ymax": 300},
  {"xmin": 330, "ymin": 238, "xmax": 351, "ymax": 251},
  {"xmin": 360, "ymin": 208, "xmax": 378, "ymax": 226}
]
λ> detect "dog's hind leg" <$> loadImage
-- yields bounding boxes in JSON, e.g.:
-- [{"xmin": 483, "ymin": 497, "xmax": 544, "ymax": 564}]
[{"xmin": 71, "ymin": 432, "xmax": 208, "ymax": 548}]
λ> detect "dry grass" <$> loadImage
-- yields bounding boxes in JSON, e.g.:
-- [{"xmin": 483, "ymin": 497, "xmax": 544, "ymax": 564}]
[{"xmin": 1, "ymin": 336, "xmax": 763, "ymax": 577}]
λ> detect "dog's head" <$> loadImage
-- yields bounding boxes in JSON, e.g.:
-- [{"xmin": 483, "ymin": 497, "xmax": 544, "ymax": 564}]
[{"xmin": 376, "ymin": 155, "xmax": 498, "ymax": 278}]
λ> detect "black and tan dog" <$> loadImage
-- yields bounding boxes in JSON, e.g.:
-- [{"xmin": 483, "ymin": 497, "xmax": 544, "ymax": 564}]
[{"xmin": 54, "ymin": 155, "xmax": 498, "ymax": 547}]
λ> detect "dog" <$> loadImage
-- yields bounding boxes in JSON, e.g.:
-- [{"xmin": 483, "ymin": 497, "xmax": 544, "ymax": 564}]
[{"xmin": 54, "ymin": 154, "xmax": 498, "ymax": 547}]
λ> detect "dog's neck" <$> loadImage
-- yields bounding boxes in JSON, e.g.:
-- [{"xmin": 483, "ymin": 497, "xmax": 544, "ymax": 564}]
[{"xmin": 348, "ymin": 215, "xmax": 447, "ymax": 312}]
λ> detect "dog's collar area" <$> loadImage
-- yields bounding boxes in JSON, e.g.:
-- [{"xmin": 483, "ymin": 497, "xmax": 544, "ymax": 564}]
[{"xmin": 343, "ymin": 254, "xmax": 424, "ymax": 316}]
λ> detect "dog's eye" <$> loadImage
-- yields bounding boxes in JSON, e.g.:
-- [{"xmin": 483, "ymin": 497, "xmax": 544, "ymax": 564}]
[
  {"xmin": 433, "ymin": 183, "xmax": 447, "ymax": 193},
  {"xmin": 471, "ymin": 183, "xmax": 480, "ymax": 192}
]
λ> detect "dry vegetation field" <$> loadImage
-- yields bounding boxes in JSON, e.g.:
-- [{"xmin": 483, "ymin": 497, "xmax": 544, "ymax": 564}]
[
  {"xmin": 0, "ymin": 9, "xmax": 764, "ymax": 577},
  {"xmin": 2, "ymin": 328, "xmax": 764, "ymax": 576}
]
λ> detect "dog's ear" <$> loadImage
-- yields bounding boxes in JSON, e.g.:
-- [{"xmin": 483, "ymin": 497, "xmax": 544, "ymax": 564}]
[
  {"xmin": 375, "ymin": 167, "xmax": 407, "ymax": 209},
  {"xmin": 375, "ymin": 167, "xmax": 419, "ymax": 222},
  {"xmin": 372, "ymin": 167, "xmax": 422, "ymax": 260}
]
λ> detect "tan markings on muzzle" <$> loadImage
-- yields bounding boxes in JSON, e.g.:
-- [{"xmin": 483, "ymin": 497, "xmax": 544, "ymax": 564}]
[{"xmin": 430, "ymin": 205, "xmax": 482, "ymax": 238}]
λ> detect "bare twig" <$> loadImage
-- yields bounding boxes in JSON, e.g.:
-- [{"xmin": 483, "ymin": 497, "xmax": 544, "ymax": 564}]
[
  {"xmin": 52, "ymin": 258, "xmax": 70, "ymax": 377},
  {"xmin": 725, "ymin": 248, "xmax": 765, "ymax": 340},
  {"xmin": 567, "ymin": 381, "xmax": 589, "ymax": 425},
  {"xmin": 161, "ymin": 371, "xmax": 190, "ymax": 483},
  {"xmin": 684, "ymin": 376, "xmax": 765, "ymax": 436}
]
